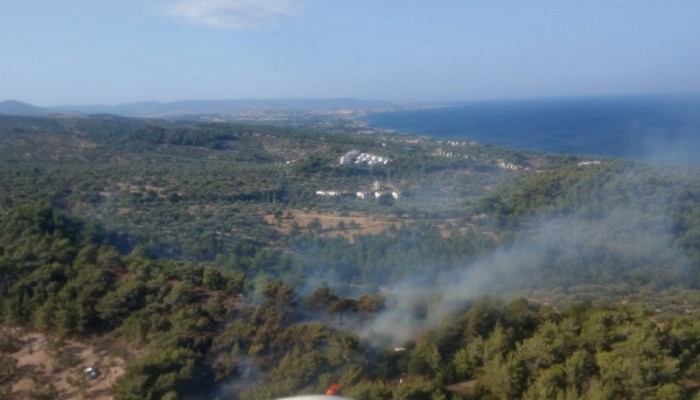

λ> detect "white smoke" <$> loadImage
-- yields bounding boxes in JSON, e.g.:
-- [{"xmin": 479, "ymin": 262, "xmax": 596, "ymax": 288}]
[{"xmin": 359, "ymin": 200, "xmax": 691, "ymax": 346}]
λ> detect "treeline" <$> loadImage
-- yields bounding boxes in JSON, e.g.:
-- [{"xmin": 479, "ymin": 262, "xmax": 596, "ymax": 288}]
[
  {"xmin": 0, "ymin": 205, "xmax": 246, "ymax": 399},
  {"xmin": 478, "ymin": 162, "xmax": 700, "ymax": 228},
  {"xmin": 477, "ymin": 162, "xmax": 700, "ymax": 285},
  {"xmin": 4, "ymin": 204, "xmax": 700, "ymax": 399},
  {"xmin": 282, "ymin": 223, "xmax": 495, "ymax": 284},
  {"xmin": 220, "ymin": 293, "xmax": 700, "ymax": 400},
  {"xmin": 126, "ymin": 124, "xmax": 237, "ymax": 148},
  {"xmin": 0, "ymin": 204, "xmax": 402, "ymax": 400},
  {"xmin": 340, "ymin": 297, "xmax": 700, "ymax": 400},
  {"xmin": 0, "ymin": 204, "xmax": 389, "ymax": 399},
  {"xmin": 0, "ymin": 113, "xmax": 522, "ymax": 269},
  {"xmin": 3, "ymin": 113, "xmax": 700, "ymax": 292}
]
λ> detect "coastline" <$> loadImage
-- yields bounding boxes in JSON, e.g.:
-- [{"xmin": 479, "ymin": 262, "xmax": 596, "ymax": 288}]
[{"xmin": 360, "ymin": 95, "xmax": 700, "ymax": 165}]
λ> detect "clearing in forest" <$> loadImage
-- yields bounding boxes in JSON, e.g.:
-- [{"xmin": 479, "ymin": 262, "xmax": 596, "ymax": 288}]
[
  {"xmin": 2, "ymin": 328, "xmax": 126, "ymax": 400},
  {"xmin": 263, "ymin": 209, "xmax": 402, "ymax": 241}
]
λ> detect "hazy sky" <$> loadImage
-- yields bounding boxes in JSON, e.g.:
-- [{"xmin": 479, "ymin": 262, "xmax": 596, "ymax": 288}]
[{"xmin": 2, "ymin": 0, "xmax": 699, "ymax": 106}]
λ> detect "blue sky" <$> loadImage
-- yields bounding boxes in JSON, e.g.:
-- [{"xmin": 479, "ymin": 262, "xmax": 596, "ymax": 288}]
[{"xmin": 2, "ymin": 0, "xmax": 699, "ymax": 106}]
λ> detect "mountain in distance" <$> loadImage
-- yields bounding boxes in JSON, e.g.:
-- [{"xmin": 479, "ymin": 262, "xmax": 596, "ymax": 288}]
[
  {"xmin": 0, "ymin": 98, "xmax": 394, "ymax": 118},
  {"xmin": 52, "ymin": 98, "xmax": 394, "ymax": 117},
  {"xmin": 0, "ymin": 100, "xmax": 54, "ymax": 116}
]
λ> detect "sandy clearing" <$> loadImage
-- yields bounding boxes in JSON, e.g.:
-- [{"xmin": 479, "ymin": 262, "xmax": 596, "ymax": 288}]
[
  {"xmin": 263, "ymin": 210, "xmax": 498, "ymax": 243},
  {"xmin": 263, "ymin": 209, "xmax": 401, "ymax": 241},
  {"xmin": 3, "ymin": 328, "xmax": 125, "ymax": 400}
]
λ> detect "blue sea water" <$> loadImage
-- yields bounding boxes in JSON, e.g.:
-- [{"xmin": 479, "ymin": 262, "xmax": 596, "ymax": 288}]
[{"xmin": 364, "ymin": 95, "xmax": 700, "ymax": 165}]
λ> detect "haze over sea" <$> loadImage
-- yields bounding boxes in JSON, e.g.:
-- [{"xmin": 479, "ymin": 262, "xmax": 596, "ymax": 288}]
[{"xmin": 364, "ymin": 95, "xmax": 700, "ymax": 165}]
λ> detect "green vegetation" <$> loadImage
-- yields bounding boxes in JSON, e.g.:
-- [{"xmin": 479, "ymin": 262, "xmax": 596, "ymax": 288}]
[{"xmin": 1, "ymin": 113, "xmax": 700, "ymax": 399}]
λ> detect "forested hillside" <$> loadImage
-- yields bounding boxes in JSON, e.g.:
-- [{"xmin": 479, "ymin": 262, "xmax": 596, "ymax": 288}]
[{"xmin": 1, "ymin": 113, "xmax": 700, "ymax": 399}]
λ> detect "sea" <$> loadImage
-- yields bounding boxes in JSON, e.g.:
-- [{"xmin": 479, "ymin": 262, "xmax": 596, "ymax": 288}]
[{"xmin": 363, "ymin": 95, "xmax": 700, "ymax": 165}]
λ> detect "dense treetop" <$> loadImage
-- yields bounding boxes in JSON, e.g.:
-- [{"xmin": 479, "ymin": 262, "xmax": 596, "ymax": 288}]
[{"xmin": 1, "ymin": 113, "xmax": 700, "ymax": 399}]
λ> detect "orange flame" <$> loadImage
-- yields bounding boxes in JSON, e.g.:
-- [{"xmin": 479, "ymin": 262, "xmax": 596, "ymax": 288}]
[{"xmin": 326, "ymin": 383, "xmax": 341, "ymax": 396}]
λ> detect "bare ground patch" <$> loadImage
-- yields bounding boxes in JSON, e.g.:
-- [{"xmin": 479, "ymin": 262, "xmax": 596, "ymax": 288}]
[
  {"xmin": 263, "ymin": 209, "xmax": 402, "ymax": 241},
  {"xmin": 263, "ymin": 210, "xmax": 499, "ymax": 243},
  {"xmin": 2, "ymin": 327, "xmax": 126, "ymax": 400}
]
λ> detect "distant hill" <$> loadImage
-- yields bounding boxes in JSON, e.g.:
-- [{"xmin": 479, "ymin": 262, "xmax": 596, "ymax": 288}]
[
  {"xmin": 53, "ymin": 98, "xmax": 394, "ymax": 117},
  {"xmin": 0, "ymin": 98, "xmax": 394, "ymax": 118},
  {"xmin": 0, "ymin": 100, "xmax": 53, "ymax": 116}
]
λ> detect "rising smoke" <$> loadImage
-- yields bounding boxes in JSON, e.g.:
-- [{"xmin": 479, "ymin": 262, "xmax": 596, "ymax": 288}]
[{"xmin": 359, "ymin": 188, "xmax": 693, "ymax": 346}]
